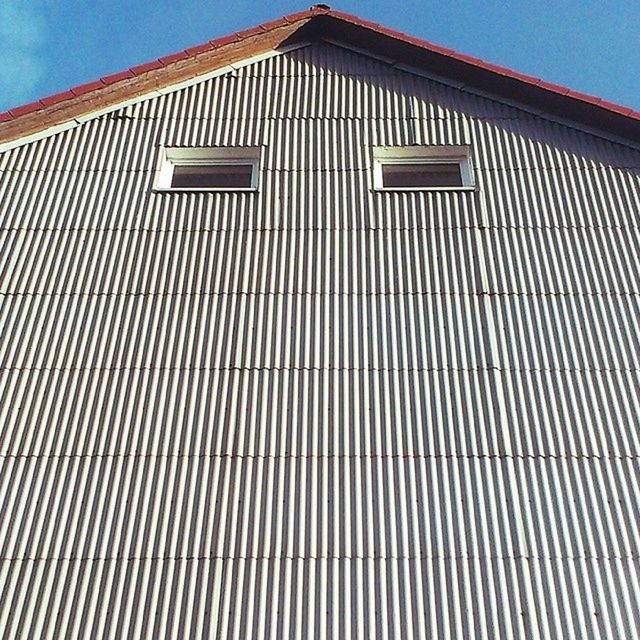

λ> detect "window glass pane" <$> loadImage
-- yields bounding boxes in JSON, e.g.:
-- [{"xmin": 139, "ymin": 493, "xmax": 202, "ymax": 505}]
[
  {"xmin": 171, "ymin": 164, "xmax": 254, "ymax": 188},
  {"xmin": 381, "ymin": 162, "xmax": 463, "ymax": 188}
]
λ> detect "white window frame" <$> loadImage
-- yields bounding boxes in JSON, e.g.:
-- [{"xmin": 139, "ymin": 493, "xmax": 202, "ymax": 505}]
[
  {"xmin": 154, "ymin": 147, "xmax": 261, "ymax": 192},
  {"xmin": 372, "ymin": 145, "xmax": 474, "ymax": 191}
]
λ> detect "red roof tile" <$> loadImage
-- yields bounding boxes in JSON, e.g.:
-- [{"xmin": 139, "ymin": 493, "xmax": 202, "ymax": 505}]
[
  {"xmin": 258, "ymin": 17, "xmax": 290, "ymax": 31},
  {"xmin": 534, "ymin": 81, "xmax": 571, "ymax": 96},
  {"xmin": 130, "ymin": 60, "xmax": 165, "ymax": 76},
  {"xmin": 70, "ymin": 80, "xmax": 105, "ymax": 96},
  {"xmin": 9, "ymin": 101, "xmax": 44, "ymax": 118},
  {"xmin": 158, "ymin": 51, "xmax": 190, "ymax": 65},
  {"xmin": 597, "ymin": 100, "xmax": 633, "ymax": 117},
  {"xmin": 40, "ymin": 90, "xmax": 76, "ymax": 107},
  {"xmin": 210, "ymin": 34, "xmax": 240, "ymax": 49},
  {"xmin": 183, "ymin": 42, "xmax": 213, "ymax": 57},
  {"xmin": 234, "ymin": 26, "xmax": 265, "ymax": 40},
  {"xmin": 100, "ymin": 69, "xmax": 135, "ymax": 85},
  {"xmin": 283, "ymin": 10, "xmax": 316, "ymax": 23}
]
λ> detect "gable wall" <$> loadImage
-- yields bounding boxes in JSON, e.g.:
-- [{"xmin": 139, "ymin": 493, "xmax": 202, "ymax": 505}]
[{"xmin": 0, "ymin": 42, "xmax": 639, "ymax": 638}]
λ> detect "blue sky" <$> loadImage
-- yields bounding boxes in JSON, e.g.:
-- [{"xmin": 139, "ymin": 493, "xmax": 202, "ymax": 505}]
[{"xmin": 1, "ymin": 0, "xmax": 639, "ymax": 113}]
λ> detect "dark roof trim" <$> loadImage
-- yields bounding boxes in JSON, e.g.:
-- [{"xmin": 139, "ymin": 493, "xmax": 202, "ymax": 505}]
[
  {"xmin": 1, "ymin": 5, "xmax": 639, "ymax": 145},
  {"xmin": 308, "ymin": 11, "xmax": 640, "ymax": 143}
]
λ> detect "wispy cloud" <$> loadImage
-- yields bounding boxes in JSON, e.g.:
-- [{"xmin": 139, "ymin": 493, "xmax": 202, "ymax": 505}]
[{"xmin": 0, "ymin": 1, "xmax": 46, "ymax": 109}]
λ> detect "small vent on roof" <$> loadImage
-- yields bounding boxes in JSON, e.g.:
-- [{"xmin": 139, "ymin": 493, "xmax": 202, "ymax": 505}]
[{"xmin": 310, "ymin": 4, "xmax": 331, "ymax": 10}]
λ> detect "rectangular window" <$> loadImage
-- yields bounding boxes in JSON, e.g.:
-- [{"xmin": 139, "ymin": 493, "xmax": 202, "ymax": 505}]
[
  {"xmin": 381, "ymin": 162, "xmax": 463, "ymax": 188},
  {"xmin": 155, "ymin": 147, "xmax": 260, "ymax": 191},
  {"xmin": 171, "ymin": 164, "xmax": 254, "ymax": 189},
  {"xmin": 373, "ymin": 145, "xmax": 473, "ymax": 191}
]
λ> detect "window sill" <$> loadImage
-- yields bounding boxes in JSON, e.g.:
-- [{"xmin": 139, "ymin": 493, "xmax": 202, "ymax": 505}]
[
  {"xmin": 373, "ymin": 186, "xmax": 476, "ymax": 192},
  {"xmin": 153, "ymin": 187, "xmax": 258, "ymax": 193}
]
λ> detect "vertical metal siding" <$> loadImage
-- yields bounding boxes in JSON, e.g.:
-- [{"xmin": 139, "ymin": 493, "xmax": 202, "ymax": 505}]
[{"xmin": 1, "ymin": 41, "xmax": 640, "ymax": 638}]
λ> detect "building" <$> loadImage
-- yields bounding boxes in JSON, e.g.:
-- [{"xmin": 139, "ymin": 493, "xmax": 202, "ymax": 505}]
[{"xmin": 1, "ymin": 5, "xmax": 640, "ymax": 638}]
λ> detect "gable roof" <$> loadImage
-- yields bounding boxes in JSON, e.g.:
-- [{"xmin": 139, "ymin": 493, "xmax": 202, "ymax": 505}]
[{"xmin": 1, "ymin": 4, "xmax": 639, "ymax": 146}]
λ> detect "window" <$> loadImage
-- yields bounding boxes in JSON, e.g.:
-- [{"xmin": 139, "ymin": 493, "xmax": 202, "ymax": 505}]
[
  {"xmin": 155, "ymin": 147, "xmax": 260, "ymax": 191},
  {"xmin": 373, "ymin": 145, "xmax": 473, "ymax": 190}
]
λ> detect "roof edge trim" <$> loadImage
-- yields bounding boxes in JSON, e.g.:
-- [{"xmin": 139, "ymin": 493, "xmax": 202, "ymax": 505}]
[
  {"xmin": 0, "ymin": 13, "xmax": 315, "ymax": 146},
  {"xmin": 0, "ymin": 45, "xmax": 308, "ymax": 153},
  {"xmin": 311, "ymin": 11, "xmax": 640, "ymax": 144}
]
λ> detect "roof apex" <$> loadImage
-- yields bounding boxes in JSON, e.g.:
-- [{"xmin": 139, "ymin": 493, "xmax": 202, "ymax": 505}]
[{"xmin": 1, "ymin": 6, "xmax": 639, "ymax": 146}]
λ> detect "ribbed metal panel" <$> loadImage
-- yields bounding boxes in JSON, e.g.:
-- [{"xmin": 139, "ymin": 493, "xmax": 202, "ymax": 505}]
[
  {"xmin": 4, "ymin": 226, "xmax": 640, "ymax": 295},
  {"xmin": 1, "ymin": 556, "xmax": 637, "ymax": 639},
  {"xmin": 2, "ymin": 449, "xmax": 640, "ymax": 559},
  {"xmin": 0, "ymin": 228, "xmax": 482, "ymax": 294},
  {"xmin": 0, "ymin": 293, "xmax": 491, "ymax": 370},
  {"xmin": 1, "ymin": 41, "xmax": 640, "ymax": 638},
  {"xmin": 2, "ymin": 367, "xmax": 640, "ymax": 458}
]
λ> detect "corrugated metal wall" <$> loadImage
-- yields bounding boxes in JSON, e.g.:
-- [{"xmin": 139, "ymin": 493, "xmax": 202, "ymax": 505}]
[{"xmin": 1, "ymin": 42, "xmax": 640, "ymax": 639}]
